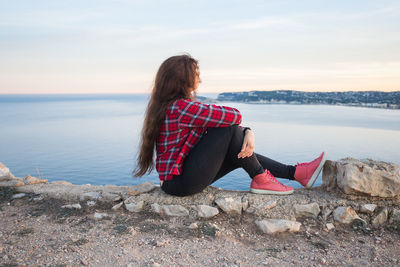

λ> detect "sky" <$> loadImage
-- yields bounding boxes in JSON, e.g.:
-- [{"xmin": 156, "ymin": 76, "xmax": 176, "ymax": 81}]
[{"xmin": 0, "ymin": 0, "xmax": 399, "ymax": 94}]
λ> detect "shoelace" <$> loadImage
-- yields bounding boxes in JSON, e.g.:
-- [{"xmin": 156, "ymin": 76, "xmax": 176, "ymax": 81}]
[{"xmin": 265, "ymin": 170, "xmax": 292, "ymax": 189}]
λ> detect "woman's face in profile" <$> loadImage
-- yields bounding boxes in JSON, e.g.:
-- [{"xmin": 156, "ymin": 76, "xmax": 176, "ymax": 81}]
[{"xmin": 193, "ymin": 68, "xmax": 201, "ymax": 91}]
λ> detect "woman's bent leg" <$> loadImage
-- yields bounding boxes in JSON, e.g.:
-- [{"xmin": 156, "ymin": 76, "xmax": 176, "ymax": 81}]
[
  {"xmin": 211, "ymin": 153, "xmax": 296, "ymax": 183},
  {"xmin": 255, "ymin": 153, "xmax": 296, "ymax": 180},
  {"xmin": 161, "ymin": 125, "xmax": 264, "ymax": 196}
]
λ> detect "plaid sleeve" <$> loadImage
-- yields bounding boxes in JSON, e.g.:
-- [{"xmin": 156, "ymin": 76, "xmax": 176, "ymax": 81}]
[{"xmin": 176, "ymin": 99, "xmax": 242, "ymax": 128}]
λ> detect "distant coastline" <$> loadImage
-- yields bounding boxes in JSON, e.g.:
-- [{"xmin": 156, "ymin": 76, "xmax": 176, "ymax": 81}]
[{"xmin": 206, "ymin": 90, "xmax": 400, "ymax": 110}]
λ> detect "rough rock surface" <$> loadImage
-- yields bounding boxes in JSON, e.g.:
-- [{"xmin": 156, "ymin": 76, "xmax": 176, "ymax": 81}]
[
  {"xmin": 195, "ymin": 204, "xmax": 219, "ymax": 218},
  {"xmin": 215, "ymin": 197, "xmax": 242, "ymax": 215},
  {"xmin": 12, "ymin": 193, "xmax": 27, "ymax": 199},
  {"xmin": 0, "ymin": 162, "xmax": 14, "ymax": 181},
  {"xmin": 360, "ymin": 204, "xmax": 377, "ymax": 214},
  {"xmin": 162, "ymin": 204, "xmax": 189, "ymax": 217},
  {"xmin": 391, "ymin": 209, "xmax": 400, "ymax": 223},
  {"xmin": 61, "ymin": 203, "xmax": 82, "ymax": 209},
  {"xmin": 333, "ymin": 206, "xmax": 363, "ymax": 224},
  {"xmin": 127, "ymin": 182, "xmax": 157, "ymax": 196},
  {"xmin": 322, "ymin": 158, "xmax": 400, "ymax": 197},
  {"xmin": 93, "ymin": 212, "xmax": 109, "ymax": 220},
  {"xmin": 293, "ymin": 203, "xmax": 320, "ymax": 218},
  {"xmin": 255, "ymin": 219, "xmax": 301, "ymax": 234},
  {"xmin": 23, "ymin": 175, "xmax": 48, "ymax": 185},
  {"xmin": 111, "ymin": 202, "xmax": 123, "ymax": 210},
  {"xmin": 372, "ymin": 207, "xmax": 388, "ymax": 226},
  {"xmin": 80, "ymin": 192, "xmax": 101, "ymax": 201},
  {"xmin": 125, "ymin": 200, "xmax": 145, "ymax": 213}
]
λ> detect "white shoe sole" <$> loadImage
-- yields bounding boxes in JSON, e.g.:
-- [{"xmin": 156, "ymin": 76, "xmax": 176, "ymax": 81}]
[
  {"xmin": 250, "ymin": 188, "xmax": 294, "ymax": 195},
  {"xmin": 305, "ymin": 151, "xmax": 328, "ymax": 188}
]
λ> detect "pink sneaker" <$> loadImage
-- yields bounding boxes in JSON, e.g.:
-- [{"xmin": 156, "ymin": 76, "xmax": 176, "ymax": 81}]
[
  {"xmin": 250, "ymin": 170, "xmax": 294, "ymax": 195},
  {"xmin": 294, "ymin": 152, "xmax": 327, "ymax": 188}
]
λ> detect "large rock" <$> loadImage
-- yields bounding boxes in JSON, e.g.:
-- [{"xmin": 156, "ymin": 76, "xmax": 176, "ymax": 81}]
[
  {"xmin": 322, "ymin": 158, "xmax": 400, "ymax": 197},
  {"xmin": 255, "ymin": 219, "xmax": 301, "ymax": 234},
  {"xmin": 294, "ymin": 203, "xmax": 320, "ymax": 218},
  {"xmin": 0, "ymin": 163, "xmax": 14, "ymax": 181},
  {"xmin": 215, "ymin": 197, "xmax": 242, "ymax": 215}
]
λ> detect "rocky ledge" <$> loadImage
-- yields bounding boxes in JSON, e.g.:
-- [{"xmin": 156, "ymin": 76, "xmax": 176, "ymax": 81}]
[{"xmin": 1, "ymin": 158, "xmax": 399, "ymax": 235}]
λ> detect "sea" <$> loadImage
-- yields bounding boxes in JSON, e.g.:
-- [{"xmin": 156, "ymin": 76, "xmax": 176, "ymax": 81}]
[{"xmin": 1, "ymin": 93, "xmax": 399, "ymax": 191}]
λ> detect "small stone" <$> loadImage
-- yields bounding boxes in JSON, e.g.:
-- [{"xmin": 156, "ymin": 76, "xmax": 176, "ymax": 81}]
[
  {"xmin": 111, "ymin": 202, "xmax": 123, "ymax": 210},
  {"xmin": 151, "ymin": 203, "xmax": 162, "ymax": 214},
  {"xmin": 125, "ymin": 200, "xmax": 145, "ymax": 213},
  {"xmin": 162, "ymin": 205, "xmax": 189, "ymax": 216},
  {"xmin": 255, "ymin": 219, "xmax": 301, "ymax": 234},
  {"xmin": 360, "ymin": 204, "xmax": 377, "ymax": 214},
  {"xmin": 390, "ymin": 208, "xmax": 400, "ymax": 223},
  {"xmin": 80, "ymin": 192, "xmax": 101, "ymax": 201},
  {"xmin": 94, "ymin": 212, "xmax": 109, "ymax": 220},
  {"xmin": 80, "ymin": 259, "xmax": 89, "ymax": 266},
  {"xmin": 128, "ymin": 227, "xmax": 137, "ymax": 235},
  {"xmin": 196, "ymin": 205, "xmax": 219, "ymax": 218},
  {"xmin": 294, "ymin": 203, "xmax": 320, "ymax": 218},
  {"xmin": 245, "ymin": 207, "xmax": 256, "ymax": 213},
  {"xmin": 33, "ymin": 195, "xmax": 43, "ymax": 201},
  {"xmin": 61, "ymin": 203, "xmax": 82, "ymax": 209},
  {"xmin": 326, "ymin": 223, "xmax": 335, "ymax": 231},
  {"xmin": 9, "ymin": 179, "xmax": 25, "ymax": 187},
  {"xmin": 87, "ymin": 200, "xmax": 96, "ymax": 207},
  {"xmin": 23, "ymin": 175, "xmax": 47, "ymax": 185},
  {"xmin": 242, "ymin": 198, "xmax": 249, "ymax": 211},
  {"xmin": 321, "ymin": 208, "xmax": 333, "ymax": 220},
  {"xmin": 12, "ymin": 193, "xmax": 26, "ymax": 199},
  {"xmin": 0, "ymin": 162, "xmax": 14, "ymax": 180},
  {"xmin": 113, "ymin": 196, "xmax": 122, "ymax": 202},
  {"xmin": 333, "ymin": 206, "xmax": 362, "ymax": 224},
  {"xmin": 215, "ymin": 197, "xmax": 242, "ymax": 215},
  {"xmin": 372, "ymin": 207, "xmax": 388, "ymax": 226},
  {"xmin": 188, "ymin": 223, "xmax": 199, "ymax": 229},
  {"xmin": 154, "ymin": 240, "xmax": 165, "ymax": 247},
  {"xmin": 262, "ymin": 200, "xmax": 277, "ymax": 210}
]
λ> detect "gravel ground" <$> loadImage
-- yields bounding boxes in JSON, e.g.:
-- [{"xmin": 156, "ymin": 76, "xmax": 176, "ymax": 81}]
[{"xmin": 1, "ymin": 188, "xmax": 400, "ymax": 267}]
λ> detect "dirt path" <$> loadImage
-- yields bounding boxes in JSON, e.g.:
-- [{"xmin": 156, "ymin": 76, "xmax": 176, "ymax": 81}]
[{"xmin": 1, "ymin": 190, "xmax": 399, "ymax": 267}]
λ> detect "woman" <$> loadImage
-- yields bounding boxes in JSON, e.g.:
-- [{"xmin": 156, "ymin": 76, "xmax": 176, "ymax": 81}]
[{"xmin": 134, "ymin": 54, "xmax": 327, "ymax": 197}]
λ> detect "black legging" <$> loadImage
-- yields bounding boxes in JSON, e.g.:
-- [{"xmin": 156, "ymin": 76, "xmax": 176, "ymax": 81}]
[{"xmin": 161, "ymin": 125, "xmax": 296, "ymax": 196}]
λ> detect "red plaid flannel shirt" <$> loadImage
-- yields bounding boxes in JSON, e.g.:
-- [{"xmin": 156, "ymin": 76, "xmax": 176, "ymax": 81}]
[{"xmin": 155, "ymin": 98, "xmax": 242, "ymax": 181}]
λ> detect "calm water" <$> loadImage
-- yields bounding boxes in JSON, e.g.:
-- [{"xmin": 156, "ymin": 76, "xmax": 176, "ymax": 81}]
[{"xmin": 1, "ymin": 94, "xmax": 399, "ymax": 191}]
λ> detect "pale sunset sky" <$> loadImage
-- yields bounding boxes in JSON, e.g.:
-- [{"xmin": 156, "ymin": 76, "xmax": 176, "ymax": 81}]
[{"xmin": 1, "ymin": 0, "xmax": 399, "ymax": 94}]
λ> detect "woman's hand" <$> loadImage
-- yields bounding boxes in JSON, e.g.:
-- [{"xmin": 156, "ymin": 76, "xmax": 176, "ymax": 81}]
[{"xmin": 238, "ymin": 129, "xmax": 255, "ymax": 158}]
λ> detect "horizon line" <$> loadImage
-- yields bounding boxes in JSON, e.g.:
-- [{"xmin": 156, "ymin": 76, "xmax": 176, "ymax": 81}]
[{"xmin": 1, "ymin": 89, "xmax": 400, "ymax": 96}]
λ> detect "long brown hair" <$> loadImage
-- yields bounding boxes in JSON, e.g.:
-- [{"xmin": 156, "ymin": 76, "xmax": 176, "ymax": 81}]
[{"xmin": 133, "ymin": 54, "xmax": 199, "ymax": 177}]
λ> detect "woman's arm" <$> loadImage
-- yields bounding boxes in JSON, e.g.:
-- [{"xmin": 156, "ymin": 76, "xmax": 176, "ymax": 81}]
[
  {"xmin": 238, "ymin": 129, "xmax": 255, "ymax": 158},
  {"xmin": 176, "ymin": 99, "xmax": 242, "ymax": 128}
]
